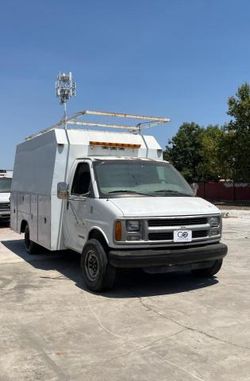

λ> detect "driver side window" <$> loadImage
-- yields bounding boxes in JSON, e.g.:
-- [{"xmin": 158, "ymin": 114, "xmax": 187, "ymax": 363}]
[{"xmin": 71, "ymin": 163, "xmax": 91, "ymax": 195}]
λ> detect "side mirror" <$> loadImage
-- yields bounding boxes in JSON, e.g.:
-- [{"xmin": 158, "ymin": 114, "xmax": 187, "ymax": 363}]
[{"xmin": 57, "ymin": 182, "xmax": 69, "ymax": 199}]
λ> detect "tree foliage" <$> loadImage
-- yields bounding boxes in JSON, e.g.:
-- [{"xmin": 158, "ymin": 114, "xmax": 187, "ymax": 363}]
[
  {"xmin": 199, "ymin": 126, "xmax": 226, "ymax": 181},
  {"xmin": 164, "ymin": 82, "xmax": 250, "ymax": 182},
  {"xmin": 164, "ymin": 83, "xmax": 250, "ymax": 182},
  {"xmin": 164, "ymin": 123, "xmax": 227, "ymax": 182},
  {"xmin": 226, "ymin": 83, "xmax": 250, "ymax": 181},
  {"xmin": 164, "ymin": 123, "xmax": 202, "ymax": 182}
]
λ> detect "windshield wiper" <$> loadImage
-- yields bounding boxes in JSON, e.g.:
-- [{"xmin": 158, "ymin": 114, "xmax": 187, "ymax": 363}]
[
  {"xmin": 153, "ymin": 190, "xmax": 193, "ymax": 197},
  {"xmin": 107, "ymin": 190, "xmax": 150, "ymax": 196}
]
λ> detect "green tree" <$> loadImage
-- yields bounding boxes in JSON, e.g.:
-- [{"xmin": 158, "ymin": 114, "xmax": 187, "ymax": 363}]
[
  {"xmin": 217, "ymin": 127, "xmax": 235, "ymax": 181},
  {"xmin": 165, "ymin": 83, "xmax": 250, "ymax": 183},
  {"xmin": 164, "ymin": 124, "xmax": 229, "ymax": 182},
  {"xmin": 199, "ymin": 125, "xmax": 226, "ymax": 181},
  {"xmin": 226, "ymin": 82, "xmax": 250, "ymax": 181},
  {"xmin": 164, "ymin": 122, "xmax": 203, "ymax": 182}
]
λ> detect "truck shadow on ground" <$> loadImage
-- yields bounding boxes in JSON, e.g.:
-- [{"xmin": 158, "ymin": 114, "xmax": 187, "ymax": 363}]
[{"xmin": 2, "ymin": 239, "xmax": 218, "ymax": 298}]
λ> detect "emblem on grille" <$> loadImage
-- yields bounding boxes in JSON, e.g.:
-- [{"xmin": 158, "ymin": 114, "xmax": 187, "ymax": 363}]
[{"xmin": 177, "ymin": 231, "xmax": 189, "ymax": 238}]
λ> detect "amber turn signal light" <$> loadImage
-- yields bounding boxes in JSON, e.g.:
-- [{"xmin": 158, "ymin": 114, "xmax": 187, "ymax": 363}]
[{"xmin": 114, "ymin": 221, "xmax": 122, "ymax": 241}]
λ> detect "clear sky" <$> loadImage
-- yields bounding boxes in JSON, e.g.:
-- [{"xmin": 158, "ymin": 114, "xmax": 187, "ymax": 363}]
[{"xmin": 1, "ymin": 0, "xmax": 250, "ymax": 169}]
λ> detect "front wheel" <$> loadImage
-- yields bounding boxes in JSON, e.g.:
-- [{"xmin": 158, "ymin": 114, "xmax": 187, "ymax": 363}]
[
  {"xmin": 81, "ymin": 239, "xmax": 116, "ymax": 292},
  {"xmin": 192, "ymin": 259, "xmax": 223, "ymax": 277}
]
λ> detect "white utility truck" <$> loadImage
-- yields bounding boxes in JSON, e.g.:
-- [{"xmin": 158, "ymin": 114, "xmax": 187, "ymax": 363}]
[
  {"xmin": 0, "ymin": 170, "xmax": 12, "ymax": 221},
  {"xmin": 11, "ymin": 110, "xmax": 227, "ymax": 291}
]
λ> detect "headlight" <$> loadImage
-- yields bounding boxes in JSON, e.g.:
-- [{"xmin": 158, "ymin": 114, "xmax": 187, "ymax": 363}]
[
  {"xmin": 208, "ymin": 216, "xmax": 220, "ymax": 227},
  {"xmin": 114, "ymin": 220, "xmax": 143, "ymax": 242},
  {"xmin": 126, "ymin": 220, "xmax": 140, "ymax": 232},
  {"xmin": 208, "ymin": 216, "xmax": 221, "ymax": 237}
]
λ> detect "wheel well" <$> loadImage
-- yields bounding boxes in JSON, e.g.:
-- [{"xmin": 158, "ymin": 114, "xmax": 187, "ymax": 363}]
[
  {"xmin": 88, "ymin": 229, "xmax": 109, "ymax": 251},
  {"xmin": 20, "ymin": 220, "xmax": 28, "ymax": 233}
]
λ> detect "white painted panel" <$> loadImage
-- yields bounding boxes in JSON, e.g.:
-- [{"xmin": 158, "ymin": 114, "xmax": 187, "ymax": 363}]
[
  {"xmin": 10, "ymin": 192, "xmax": 18, "ymax": 231},
  {"xmin": 17, "ymin": 193, "xmax": 30, "ymax": 214},
  {"xmin": 38, "ymin": 195, "xmax": 51, "ymax": 248},
  {"xmin": 30, "ymin": 194, "xmax": 38, "ymax": 242}
]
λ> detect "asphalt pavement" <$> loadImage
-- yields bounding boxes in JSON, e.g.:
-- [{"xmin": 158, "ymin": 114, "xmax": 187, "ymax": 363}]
[{"xmin": 0, "ymin": 211, "xmax": 249, "ymax": 381}]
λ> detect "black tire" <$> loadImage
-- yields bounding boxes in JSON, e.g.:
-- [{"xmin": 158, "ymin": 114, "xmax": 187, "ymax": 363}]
[
  {"xmin": 192, "ymin": 259, "xmax": 223, "ymax": 277},
  {"xmin": 81, "ymin": 239, "xmax": 116, "ymax": 292},
  {"xmin": 24, "ymin": 224, "xmax": 39, "ymax": 254}
]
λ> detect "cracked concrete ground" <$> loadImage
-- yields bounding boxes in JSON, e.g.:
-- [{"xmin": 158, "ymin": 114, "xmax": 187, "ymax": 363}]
[{"xmin": 0, "ymin": 211, "xmax": 249, "ymax": 381}]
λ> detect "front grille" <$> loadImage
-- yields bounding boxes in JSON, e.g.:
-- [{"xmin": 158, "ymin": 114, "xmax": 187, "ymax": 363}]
[
  {"xmin": 148, "ymin": 217, "xmax": 207, "ymax": 227},
  {"xmin": 0, "ymin": 202, "xmax": 10, "ymax": 211},
  {"xmin": 148, "ymin": 230, "xmax": 208, "ymax": 241},
  {"xmin": 148, "ymin": 232, "xmax": 173, "ymax": 241},
  {"xmin": 193, "ymin": 230, "xmax": 208, "ymax": 238}
]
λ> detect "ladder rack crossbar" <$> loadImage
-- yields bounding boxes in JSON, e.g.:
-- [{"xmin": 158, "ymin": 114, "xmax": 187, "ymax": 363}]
[
  {"xmin": 82, "ymin": 110, "xmax": 170, "ymax": 123},
  {"xmin": 66, "ymin": 120, "xmax": 139, "ymax": 131}
]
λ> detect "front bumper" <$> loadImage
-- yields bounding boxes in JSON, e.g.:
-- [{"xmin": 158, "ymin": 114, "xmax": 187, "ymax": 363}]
[{"xmin": 109, "ymin": 242, "xmax": 228, "ymax": 268}]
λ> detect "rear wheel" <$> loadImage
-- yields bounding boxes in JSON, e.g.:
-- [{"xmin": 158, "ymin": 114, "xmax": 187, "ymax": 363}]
[
  {"xmin": 192, "ymin": 259, "xmax": 223, "ymax": 277},
  {"xmin": 24, "ymin": 224, "xmax": 39, "ymax": 254},
  {"xmin": 81, "ymin": 239, "xmax": 116, "ymax": 292}
]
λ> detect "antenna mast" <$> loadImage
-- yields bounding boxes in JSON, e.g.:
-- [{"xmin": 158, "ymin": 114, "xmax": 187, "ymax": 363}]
[{"xmin": 55, "ymin": 72, "xmax": 76, "ymax": 128}]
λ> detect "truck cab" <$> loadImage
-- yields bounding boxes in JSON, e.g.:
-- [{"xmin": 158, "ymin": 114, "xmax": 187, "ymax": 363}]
[
  {"xmin": 11, "ymin": 110, "xmax": 227, "ymax": 291},
  {"xmin": 0, "ymin": 170, "xmax": 12, "ymax": 222}
]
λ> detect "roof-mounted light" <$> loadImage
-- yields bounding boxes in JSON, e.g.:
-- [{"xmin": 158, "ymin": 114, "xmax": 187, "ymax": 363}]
[{"xmin": 89, "ymin": 141, "xmax": 141, "ymax": 149}]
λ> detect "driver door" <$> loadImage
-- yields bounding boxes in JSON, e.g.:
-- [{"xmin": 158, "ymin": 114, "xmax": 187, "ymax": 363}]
[{"xmin": 63, "ymin": 162, "xmax": 92, "ymax": 253}]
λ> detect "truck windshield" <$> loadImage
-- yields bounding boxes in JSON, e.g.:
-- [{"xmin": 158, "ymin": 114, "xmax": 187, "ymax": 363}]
[
  {"xmin": 0, "ymin": 178, "xmax": 12, "ymax": 193},
  {"xmin": 93, "ymin": 160, "xmax": 193, "ymax": 197}
]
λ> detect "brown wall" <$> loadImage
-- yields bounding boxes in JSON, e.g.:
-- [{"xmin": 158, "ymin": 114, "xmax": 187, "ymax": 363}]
[{"xmin": 197, "ymin": 182, "xmax": 250, "ymax": 201}]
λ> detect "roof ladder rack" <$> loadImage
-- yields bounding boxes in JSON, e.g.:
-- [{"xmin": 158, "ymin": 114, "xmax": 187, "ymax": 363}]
[{"xmin": 26, "ymin": 109, "xmax": 170, "ymax": 140}]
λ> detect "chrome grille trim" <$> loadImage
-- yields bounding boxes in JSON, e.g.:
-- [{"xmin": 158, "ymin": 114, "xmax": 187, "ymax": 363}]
[
  {"xmin": 145, "ymin": 215, "xmax": 220, "ymax": 243},
  {"xmin": 148, "ymin": 223, "xmax": 210, "ymax": 232}
]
